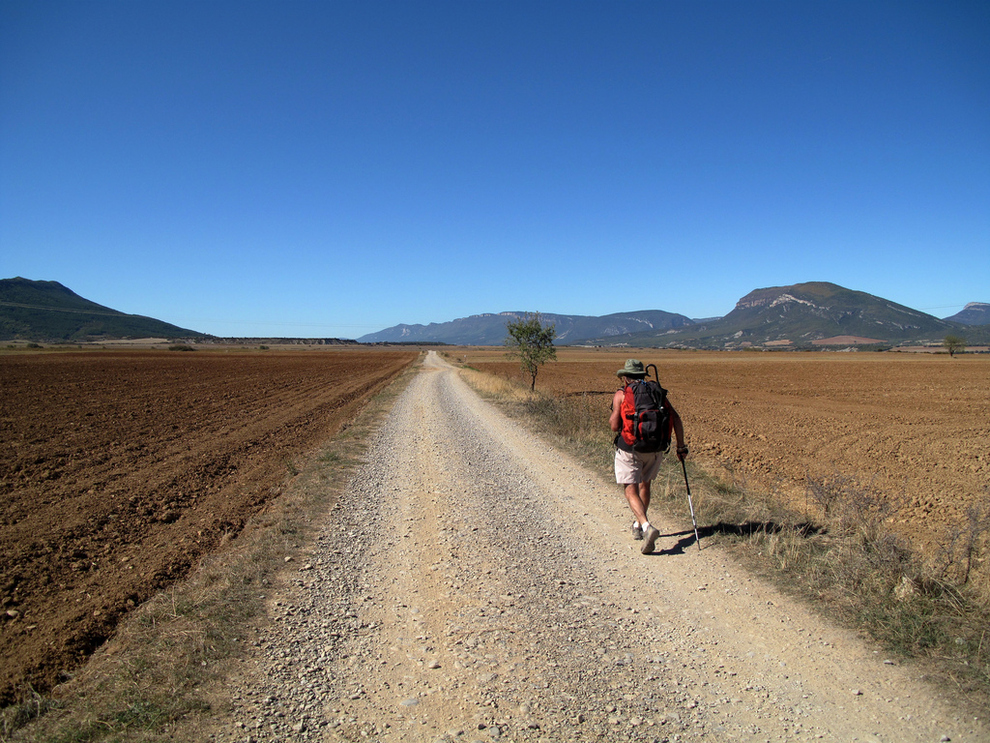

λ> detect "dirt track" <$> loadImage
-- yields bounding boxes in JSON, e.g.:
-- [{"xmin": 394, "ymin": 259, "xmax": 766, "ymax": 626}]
[
  {"xmin": 467, "ymin": 349, "xmax": 990, "ymax": 552},
  {"xmin": 209, "ymin": 352, "xmax": 984, "ymax": 741},
  {"xmin": 0, "ymin": 349, "xmax": 417, "ymax": 704}
]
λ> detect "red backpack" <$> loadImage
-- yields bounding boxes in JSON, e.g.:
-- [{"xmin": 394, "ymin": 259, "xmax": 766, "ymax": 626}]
[{"xmin": 620, "ymin": 378, "xmax": 671, "ymax": 453}]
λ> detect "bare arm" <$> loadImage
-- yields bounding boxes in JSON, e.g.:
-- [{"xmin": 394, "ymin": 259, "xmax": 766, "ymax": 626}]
[
  {"xmin": 666, "ymin": 398, "xmax": 688, "ymax": 459},
  {"xmin": 609, "ymin": 388, "xmax": 624, "ymax": 433}
]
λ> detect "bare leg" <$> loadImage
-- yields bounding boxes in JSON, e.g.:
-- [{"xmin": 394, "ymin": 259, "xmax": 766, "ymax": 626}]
[
  {"xmin": 640, "ymin": 481, "xmax": 651, "ymax": 517},
  {"xmin": 624, "ymin": 483, "xmax": 649, "ymax": 527},
  {"xmin": 630, "ymin": 481, "xmax": 660, "ymax": 555}
]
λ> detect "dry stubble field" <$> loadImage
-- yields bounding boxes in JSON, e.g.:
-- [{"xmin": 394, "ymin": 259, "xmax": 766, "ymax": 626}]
[
  {"xmin": 461, "ymin": 348, "xmax": 989, "ymax": 553},
  {"xmin": 0, "ymin": 348, "xmax": 417, "ymax": 705}
]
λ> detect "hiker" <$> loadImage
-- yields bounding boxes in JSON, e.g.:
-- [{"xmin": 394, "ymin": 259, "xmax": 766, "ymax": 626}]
[{"xmin": 609, "ymin": 359, "xmax": 688, "ymax": 555}]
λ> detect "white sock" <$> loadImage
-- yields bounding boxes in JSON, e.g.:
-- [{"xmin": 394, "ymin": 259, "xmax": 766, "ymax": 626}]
[
  {"xmin": 633, "ymin": 521, "xmax": 641, "ymax": 529},
  {"xmin": 642, "ymin": 521, "xmax": 651, "ymax": 531}
]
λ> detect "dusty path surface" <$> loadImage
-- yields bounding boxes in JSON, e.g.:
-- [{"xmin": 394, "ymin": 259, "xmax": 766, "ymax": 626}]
[{"xmin": 210, "ymin": 352, "xmax": 984, "ymax": 742}]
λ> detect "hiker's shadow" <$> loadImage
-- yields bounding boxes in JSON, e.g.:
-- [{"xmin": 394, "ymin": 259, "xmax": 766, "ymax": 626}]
[
  {"xmin": 653, "ymin": 521, "xmax": 825, "ymax": 556},
  {"xmin": 655, "ymin": 529, "xmax": 695, "ymax": 555}
]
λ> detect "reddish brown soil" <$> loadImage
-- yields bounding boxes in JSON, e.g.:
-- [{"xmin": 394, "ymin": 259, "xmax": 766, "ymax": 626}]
[
  {"xmin": 465, "ymin": 349, "xmax": 990, "ymax": 551},
  {"xmin": 0, "ymin": 349, "xmax": 416, "ymax": 705}
]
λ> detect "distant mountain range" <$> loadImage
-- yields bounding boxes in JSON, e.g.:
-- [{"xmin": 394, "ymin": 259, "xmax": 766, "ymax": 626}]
[
  {"xmin": 945, "ymin": 302, "xmax": 990, "ymax": 326},
  {"xmin": 0, "ymin": 278, "xmax": 205, "ymax": 342},
  {"xmin": 359, "ymin": 282, "xmax": 990, "ymax": 349},
  {"xmin": 359, "ymin": 309, "xmax": 694, "ymax": 346},
  {"xmin": 3, "ymin": 277, "xmax": 987, "ymax": 348}
]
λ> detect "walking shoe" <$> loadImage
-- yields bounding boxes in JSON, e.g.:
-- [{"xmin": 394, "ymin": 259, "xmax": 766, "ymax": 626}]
[
  {"xmin": 641, "ymin": 525, "xmax": 660, "ymax": 555},
  {"xmin": 631, "ymin": 523, "xmax": 643, "ymax": 540}
]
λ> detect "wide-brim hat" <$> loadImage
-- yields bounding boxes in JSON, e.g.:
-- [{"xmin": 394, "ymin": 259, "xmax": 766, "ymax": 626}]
[{"xmin": 616, "ymin": 359, "xmax": 647, "ymax": 378}]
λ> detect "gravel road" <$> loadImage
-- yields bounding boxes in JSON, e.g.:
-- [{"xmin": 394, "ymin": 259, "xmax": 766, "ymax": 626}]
[{"xmin": 211, "ymin": 352, "xmax": 984, "ymax": 742}]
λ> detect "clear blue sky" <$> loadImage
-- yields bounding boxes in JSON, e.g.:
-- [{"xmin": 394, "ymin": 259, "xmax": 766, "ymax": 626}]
[{"xmin": 2, "ymin": 1, "xmax": 987, "ymax": 338}]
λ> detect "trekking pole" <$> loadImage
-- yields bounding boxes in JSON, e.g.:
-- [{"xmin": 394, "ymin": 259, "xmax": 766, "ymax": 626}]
[{"xmin": 681, "ymin": 458, "xmax": 701, "ymax": 551}]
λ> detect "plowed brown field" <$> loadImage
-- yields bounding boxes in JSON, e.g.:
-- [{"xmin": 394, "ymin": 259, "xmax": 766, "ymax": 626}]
[
  {"xmin": 463, "ymin": 349, "xmax": 989, "ymax": 551},
  {"xmin": 0, "ymin": 349, "xmax": 416, "ymax": 705}
]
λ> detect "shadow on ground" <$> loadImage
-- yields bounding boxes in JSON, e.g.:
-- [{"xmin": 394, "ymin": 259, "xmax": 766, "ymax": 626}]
[{"xmin": 655, "ymin": 521, "xmax": 825, "ymax": 556}]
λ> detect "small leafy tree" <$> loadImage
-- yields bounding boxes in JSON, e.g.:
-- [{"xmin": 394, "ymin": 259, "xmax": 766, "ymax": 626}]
[
  {"xmin": 505, "ymin": 312, "xmax": 557, "ymax": 390},
  {"xmin": 943, "ymin": 335, "xmax": 966, "ymax": 357}
]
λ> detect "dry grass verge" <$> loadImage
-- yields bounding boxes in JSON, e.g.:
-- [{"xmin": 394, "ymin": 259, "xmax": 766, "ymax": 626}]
[
  {"xmin": 1, "ymin": 359, "xmax": 423, "ymax": 743},
  {"xmin": 456, "ymin": 358, "xmax": 990, "ymax": 713}
]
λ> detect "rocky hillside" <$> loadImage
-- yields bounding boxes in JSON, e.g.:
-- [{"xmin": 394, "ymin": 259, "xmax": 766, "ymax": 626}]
[
  {"xmin": 944, "ymin": 302, "xmax": 990, "ymax": 326},
  {"xmin": 363, "ymin": 282, "xmax": 987, "ymax": 348},
  {"xmin": 609, "ymin": 282, "xmax": 965, "ymax": 349}
]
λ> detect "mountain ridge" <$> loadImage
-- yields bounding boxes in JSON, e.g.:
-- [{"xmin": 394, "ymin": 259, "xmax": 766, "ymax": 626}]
[
  {"xmin": 608, "ymin": 281, "xmax": 969, "ymax": 349},
  {"xmin": 945, "ymin": 302, "xmax": 990, "ymax": 326},
  {"xmin": 0, "ymin": 277, "xmax": 206, "ymax": 342},
  {"xmin": 2, "ymin": 277, "xmax": 986, "ymax": 347},
  {"xmin": 360, "ymin": 282, "xmax": 989, "ymax": 348},
  {"xmin": 360, "ymin": 309, "xmax": 693, "ymax": 346}
]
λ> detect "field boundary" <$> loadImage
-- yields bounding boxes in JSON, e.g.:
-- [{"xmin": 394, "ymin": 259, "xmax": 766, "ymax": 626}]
[{"xmin": 1, "ymin": 354, "xmax": 424, "ymax": 742}]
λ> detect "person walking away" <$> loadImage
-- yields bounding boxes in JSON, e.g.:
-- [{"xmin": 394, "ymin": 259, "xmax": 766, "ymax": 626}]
[{"xmin": 609, "ymin": 359, "xmax": 688, "ymax": 555}]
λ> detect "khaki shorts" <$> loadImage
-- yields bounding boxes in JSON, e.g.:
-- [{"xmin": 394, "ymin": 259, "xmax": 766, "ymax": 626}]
[{"xmin": 614, "ymin": 447, "xmax": 664, "ymax": 484}]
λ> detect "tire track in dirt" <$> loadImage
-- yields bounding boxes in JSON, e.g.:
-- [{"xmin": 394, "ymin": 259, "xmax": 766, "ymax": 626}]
[{"xmin": 214, "ymin": 352, "xmax": 984, "ymax": 742}]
